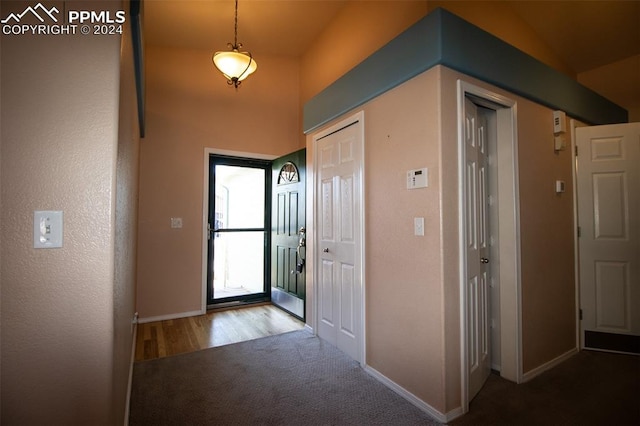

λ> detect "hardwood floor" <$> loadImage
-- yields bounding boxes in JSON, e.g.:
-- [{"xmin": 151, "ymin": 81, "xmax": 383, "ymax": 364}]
[{"xmin": 135, "ymin": 303, "xmax": 305, "ymax": 361}]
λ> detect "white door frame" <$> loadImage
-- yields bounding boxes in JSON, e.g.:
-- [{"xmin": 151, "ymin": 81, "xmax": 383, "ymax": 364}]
[
  {"xmin": 457, "ymin": 80, "xmax": 522, "ymax": 412},
  {"xmin": 570, "ymin": 119, "xmax": 583, "ymax": 352},
  {"xmin": 309, "ymin": 111, "xmax": 366, "ymax": 365},
  {"xmin": 201, "ymin": 148, "xmax": 276, "ymax": 313}
]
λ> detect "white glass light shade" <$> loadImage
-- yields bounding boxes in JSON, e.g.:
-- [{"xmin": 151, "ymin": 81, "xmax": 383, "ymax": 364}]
[{"xmin": 213, "ymin": 50, "xmax": 258, "ymax": 82}]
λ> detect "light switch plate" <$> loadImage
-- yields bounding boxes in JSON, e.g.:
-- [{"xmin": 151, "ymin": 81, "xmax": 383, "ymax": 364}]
[
  {"xmin": 34, "ymin": 210, "xmax": 63, "ymax": 248},
  {"xmin": 414, "ymin": 217, "xmax": 425, "ymax": 236}
]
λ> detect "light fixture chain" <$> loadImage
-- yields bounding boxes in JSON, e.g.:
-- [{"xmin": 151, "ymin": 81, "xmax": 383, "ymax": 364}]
[{"xmin": 234, "ymin": 0, "xmax": 238, "ymax": 48}]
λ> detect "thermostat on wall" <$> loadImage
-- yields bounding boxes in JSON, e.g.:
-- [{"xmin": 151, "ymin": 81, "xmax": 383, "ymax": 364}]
[{"xmin": 407, "ymin": 168, "xmax": 428, "ymax": 189}]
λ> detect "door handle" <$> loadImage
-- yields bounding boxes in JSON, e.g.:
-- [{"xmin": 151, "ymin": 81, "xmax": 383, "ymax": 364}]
[
  {"xmin": 481, "ymin": 257, "xmax": 489, "ymax": 264},
  {"xmin": 323, "ymin": 248, "xmax": 329, "ymax": 253},
  {"xmin": 297, "ymin": 227, "xmax": 306, "ymax": 261},
  {"xmin": 298, "ymin": 227, "xmax": 306, "ymax": 247}
]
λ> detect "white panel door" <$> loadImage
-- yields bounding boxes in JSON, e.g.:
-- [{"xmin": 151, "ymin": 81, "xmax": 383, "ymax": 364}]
[
  {"xmin": 465, "ymin": 98, "xmax": 491, "ymax": 399},
  {"xmin": 577, "ymin": 123, "xmax": 640, "ymax": 351},
  {"xmin": 315, "ymin": 118, "xmax": 363, "ymax": 363}
]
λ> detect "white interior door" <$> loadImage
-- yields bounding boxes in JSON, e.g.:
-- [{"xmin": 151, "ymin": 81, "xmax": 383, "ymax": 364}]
[
  {"xmin": 577, "ymin": 122, "xmax": 640, "ymax": 353},
  {"xmin": 465, "ymin": 97, "xmax": 491, "ymax": 399},
  {"xmin": 315, "ymin": 116, "xmax": 364, "ymax": 363}
]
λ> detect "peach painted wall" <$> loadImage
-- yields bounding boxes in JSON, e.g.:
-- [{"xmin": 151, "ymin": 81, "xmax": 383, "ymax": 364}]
[
  {"xmin": 515, "ymin": 99, "xmax": 577, "ymax": 372},
  {"xmin": 136, "ymin": 47, "xmax": 300, "ymax": 319},
  {"xmin": 428, "ymin": 1, "xmax": 575, "ymax": 78},
  {"xmin": 300, "ymin": 1, "xmax": 429, "ymax": 104},
  {"xmin": 0, "ymin": 0, "xmax": 137, "ymax": 423},
  {"xmin": 362, "ymin": 69, "xmax": 447, "ymax": 411}
]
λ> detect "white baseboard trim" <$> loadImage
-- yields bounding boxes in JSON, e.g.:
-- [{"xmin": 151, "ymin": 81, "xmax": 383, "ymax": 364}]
[
  {"xmin": 364, "ymin": 365, "xmax": 460, "ymax": 424},
  {"xmin": 138, "ymin": 309, "xmax": 204, "ymax": 324},
  {"xmin": 304, "ymin": 324, "xmax": 314, "ymax": 333},
  {"xmin": 445, "ymin": 406, "xmax": 466, "ymax": 422},
  {"xmin": 521, "ymin": 347, "xmax": 578, "ymax": 383}
]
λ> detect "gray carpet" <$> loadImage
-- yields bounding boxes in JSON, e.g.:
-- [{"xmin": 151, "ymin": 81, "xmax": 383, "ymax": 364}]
[
  {"xmin": 451, "ymin": 349, "xmax": 640, "ymax": 426},
  {"xmin": 129, "ymin": 329, "xmax": 440, "ymax": 425}
]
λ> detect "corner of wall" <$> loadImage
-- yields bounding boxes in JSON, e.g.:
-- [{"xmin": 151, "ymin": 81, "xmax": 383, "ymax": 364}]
[{"xmin": 113, "ymin": 2, "xmax": 141, "ymax": 422}]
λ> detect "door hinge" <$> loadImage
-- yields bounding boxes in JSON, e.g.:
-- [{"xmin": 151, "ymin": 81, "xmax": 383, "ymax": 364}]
[
  {"xmin": 575, "ymin": 146, "xmax": 579, "ymax": 156},
  {"xmin": 579, "ymin": 309, "xmax": 583, "ymax": 320},
  {"xmin": 577, "ymin": 226, "xmax": 581, "ymax": 238}
]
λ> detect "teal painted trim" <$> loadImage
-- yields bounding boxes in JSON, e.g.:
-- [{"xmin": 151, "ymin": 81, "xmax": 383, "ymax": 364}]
[
  {"xmin": 437, "ymin": 10, "xmax": 627, "ymax": 126},
  {"xmin": 303, "ymin": 8, "xmax": 627, "ymax": 134}
]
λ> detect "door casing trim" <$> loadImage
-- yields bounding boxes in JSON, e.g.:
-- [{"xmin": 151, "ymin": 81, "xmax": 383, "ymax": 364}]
[
  {"xmin": 570, "ymin": 119, "xmax": 582, "ymax": 352},
  {"xmin": 457, "ymin": 80, "xmax": 522, "ymax": 413},
  {"xmin": 201, "ymin": 148, "xmax": 276, "ymax": 313}
]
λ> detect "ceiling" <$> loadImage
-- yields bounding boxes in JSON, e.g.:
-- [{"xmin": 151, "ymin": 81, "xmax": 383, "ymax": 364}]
[
  {"xmin": 144, "ymin": 0, "xmax": 640, "ymax": 112},
  {"xmin": 144, "ymin": 0, "xmax": 348, "ymax": 56}
]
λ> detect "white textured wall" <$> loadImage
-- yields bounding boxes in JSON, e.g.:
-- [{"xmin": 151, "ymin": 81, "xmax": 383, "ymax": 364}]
[{"xmin": 0, "ymin": 1, "xmax": 133, "ymax": 423}]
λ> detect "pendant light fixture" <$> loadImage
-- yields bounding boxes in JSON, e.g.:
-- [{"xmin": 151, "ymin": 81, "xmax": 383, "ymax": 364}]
[{"xmin": 212, "ymin": 0, "xmax": 257, "ymax": 88}]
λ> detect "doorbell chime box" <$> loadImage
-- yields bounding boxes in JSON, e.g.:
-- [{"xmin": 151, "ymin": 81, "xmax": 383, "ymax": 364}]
[
  {"xmin": 553, "ymin": 110, "xmax": 566, "ymax": 134},
  {"xmin": 407, "ymin": 168, "xmax": 428, "ymax": 189}
]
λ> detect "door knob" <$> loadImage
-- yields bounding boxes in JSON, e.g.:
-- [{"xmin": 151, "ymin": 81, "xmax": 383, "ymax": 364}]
[
  {"xmin": 480, "ymin": 257, "xmax": 489, "ymax": 264},
  {"xmin": 323, "ymin": 248, "xmax": 329, "ymax": 253}
]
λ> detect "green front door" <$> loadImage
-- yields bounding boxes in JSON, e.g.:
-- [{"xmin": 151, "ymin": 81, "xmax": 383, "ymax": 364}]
[{"xmin": 271, "ymin": 149, "xmax": 306, "ymax": 319}]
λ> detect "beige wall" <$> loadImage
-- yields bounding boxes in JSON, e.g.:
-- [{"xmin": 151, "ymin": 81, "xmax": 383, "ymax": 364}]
[
  {"xmin": 516, "ymin": 98, "xmax": 577, "ymax": 371},
  {"xmin": 0, "ymin": 1, "xmax": 137, "ymax": 423},
  {"xmin": 578, "ymin": 54, "xmax": 640, "ymax": 123},
  {"xmin": 300, "ymin": 1, "xmax": 429, "ymax": 105},
  {"xmin": 136, "ymin": 47, "xmax": 300, "ymax": 319},
  {"xmin": 363, "ymin": 69, "xmax": 446, "ymax": 410}
]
